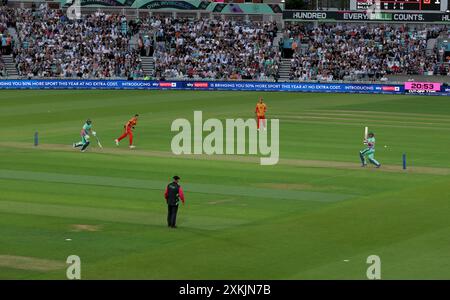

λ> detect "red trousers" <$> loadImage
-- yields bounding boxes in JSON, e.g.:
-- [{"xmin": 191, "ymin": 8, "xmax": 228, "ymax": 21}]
[
  {"xmin": 257, "ymin": 116, "xmax": 266, "ymax": 129},
  {"xmin": 117, "ymin": 127, "xmax": 133, "ymax": 145}
]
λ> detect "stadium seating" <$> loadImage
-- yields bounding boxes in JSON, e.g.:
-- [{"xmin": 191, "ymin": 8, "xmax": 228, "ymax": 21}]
[
  {"xmin": 136, "ymin": 17, "xmax": 280, "ymax": 80},
  {"xmin": 10, "ymin": 7, "xmax": 143, "ymax": 78},
  {"xmin": 1, "ymin": 5, "xmax": 448, "ymax": 81},
  {"xmin": 282, "ymin": 23, "xmax": 447, "ymax": 81}
]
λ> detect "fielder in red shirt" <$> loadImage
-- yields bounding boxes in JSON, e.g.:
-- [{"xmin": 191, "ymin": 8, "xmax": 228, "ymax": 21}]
[{"xmin": 115, "ymin": 114, "xmax": 139, "ymax": 149}]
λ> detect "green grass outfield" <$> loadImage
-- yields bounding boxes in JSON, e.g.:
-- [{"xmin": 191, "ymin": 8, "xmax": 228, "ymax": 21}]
[{"xmin": 0, "ymin": 90, "xmax": 449, "ymax": 279}]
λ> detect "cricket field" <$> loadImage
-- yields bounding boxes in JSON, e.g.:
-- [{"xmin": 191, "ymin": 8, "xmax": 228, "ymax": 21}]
[{"xmin": 0, "ymin": 90, "xmax": 449, "ymax": 279}]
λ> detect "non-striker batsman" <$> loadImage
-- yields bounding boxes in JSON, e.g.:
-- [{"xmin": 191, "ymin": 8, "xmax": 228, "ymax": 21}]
[{"xmin": 73, "ymin": 119, "xmax": 96, "ymax": 152}]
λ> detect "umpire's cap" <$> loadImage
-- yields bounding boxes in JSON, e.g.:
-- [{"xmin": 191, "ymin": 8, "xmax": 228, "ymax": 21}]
[{"xmin": 173, "ymin": 175, "xmax": 180, "ymax": 181}]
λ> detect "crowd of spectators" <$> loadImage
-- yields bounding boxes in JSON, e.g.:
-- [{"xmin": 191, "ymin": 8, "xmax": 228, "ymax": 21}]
[
  {"xmin": 0, "ymin": 6, "xmax": 15, "ymax": 77},
  {"xmin": 282, "ymin": 23, "xmax": 447, "ymax": 81},
  {"xmin": 9, "ymin": 6, "xmax": 143, "ymax": 79},
  {"xmin": 0, "ymin": 4, "xmax": 448, "ymax": 81},
  {"xmin": 136, "ymin": 17, "xmax": 281, "ymax": 81},
  {"xmin": 0, "ymin": 57, "xmax": 6, "ymax": 77},
  {"xmin": 0, "ymin": 7, "xmax": 14, "ymax": 55},
  {"xmin": 2, "ymin": 7, "xmax": 282, "ymax": 81}
]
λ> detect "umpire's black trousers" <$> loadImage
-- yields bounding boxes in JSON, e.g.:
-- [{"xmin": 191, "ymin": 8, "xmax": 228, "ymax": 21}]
[{"xmin": 167, "ymin": 205, "xmax": 179, "ymax": 227}]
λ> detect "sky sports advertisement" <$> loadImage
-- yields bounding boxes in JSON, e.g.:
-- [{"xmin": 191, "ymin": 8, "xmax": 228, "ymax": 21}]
[{"xmin": 0, "ymin": 79, "xmax": 448, "ymax": 95}]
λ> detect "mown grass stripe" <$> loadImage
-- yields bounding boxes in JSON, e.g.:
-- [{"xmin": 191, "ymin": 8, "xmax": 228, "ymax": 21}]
[
  {"xmin": 0, "ymin": 170, "xmax": 350, "ymax": 202},
  {"xmin": 277, "ymin": 113, "xmax": 450, "ymax": 125},
  {"xmin": 277, "ymin": 115, "xmax": 450, "ymax": 128},
  {"xmin": 282, "ymin": 119, "xmax": 450, "ymax": 132},
  {"xmin": 0, "ymin": 200, "xmax": 247, "ymax": 230},
  {"xmin": 305, "ymin": 109, "xmax": 450, "ymax": 119}
]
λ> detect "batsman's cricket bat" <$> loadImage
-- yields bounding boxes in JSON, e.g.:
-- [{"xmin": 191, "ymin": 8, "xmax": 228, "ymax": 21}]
[
  {"xmin": 364, "ymin": 126, "xmax": 368, "ymax": 144},
  {"xmin": 95, "ymin": 136, "xmax": 103, "ymax": 149}
]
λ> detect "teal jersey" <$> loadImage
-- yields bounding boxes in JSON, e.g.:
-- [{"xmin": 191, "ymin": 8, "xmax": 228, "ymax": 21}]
[
  {"xmin": 81, "ymin": 123, "xmax": 92, "ymax": 135},
  {"xmin": 83, "ymin": 123, "xmax": 92, "ymax": 131},
  {"xmin": 367, "ymin": 137, "xmax": 375, "ymax": 149}
]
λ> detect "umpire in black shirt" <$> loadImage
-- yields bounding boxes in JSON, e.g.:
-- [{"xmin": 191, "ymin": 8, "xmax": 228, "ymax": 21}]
[{"xmin": 164, "ymin": 176, "xmax": 185, "ymax": 228}]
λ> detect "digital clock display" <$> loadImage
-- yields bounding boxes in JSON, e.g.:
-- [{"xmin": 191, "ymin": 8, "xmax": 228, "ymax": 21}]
[
  {"xmin": 405, "ymin": 82, "xmax": 441, "ymax": 91},
  {"xmin": 355, "ymin": 0, "xmax": 444, "ymax": 11}
]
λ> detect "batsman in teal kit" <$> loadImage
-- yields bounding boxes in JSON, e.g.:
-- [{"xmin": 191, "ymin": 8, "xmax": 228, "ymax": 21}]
[{"xmin": 360, "ymin": 132, "xmax": 381, "ymax": 168}]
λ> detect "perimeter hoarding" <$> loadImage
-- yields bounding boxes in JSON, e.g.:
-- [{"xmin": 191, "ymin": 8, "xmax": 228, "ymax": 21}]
[{"xmin": 1, "ymin": 79, "xmax": 448, "ymax": 95}]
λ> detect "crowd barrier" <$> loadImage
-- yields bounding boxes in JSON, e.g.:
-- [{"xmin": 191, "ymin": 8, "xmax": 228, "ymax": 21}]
[{"xmin": 0, "ymin": 79, "xmax": 449, "ymax": 95}]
